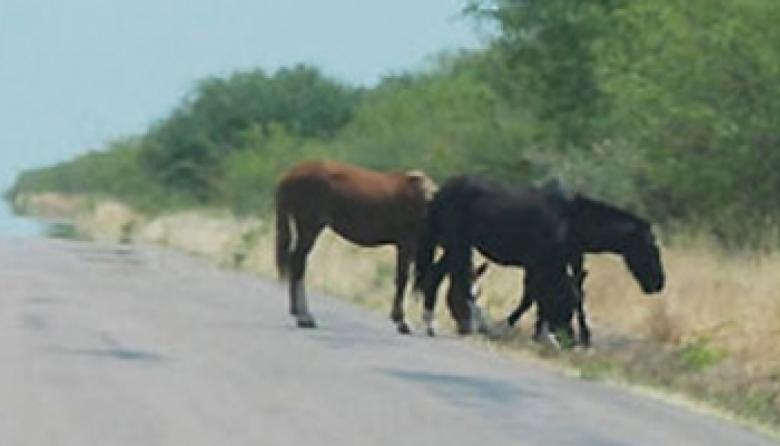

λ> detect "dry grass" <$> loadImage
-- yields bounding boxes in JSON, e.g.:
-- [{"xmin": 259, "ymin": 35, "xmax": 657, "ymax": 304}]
[{"xmin": 243, "ymin": 228, "xmax": 780, "ymax": 430}]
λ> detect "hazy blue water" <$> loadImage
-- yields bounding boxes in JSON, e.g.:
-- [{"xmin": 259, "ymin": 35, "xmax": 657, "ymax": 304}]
[{"xmin": 0, "ymin": 201, "xmax": 45, "ymax": 238}]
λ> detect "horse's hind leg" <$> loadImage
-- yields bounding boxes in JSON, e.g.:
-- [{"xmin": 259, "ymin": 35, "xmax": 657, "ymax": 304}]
[
  {"xmin": 422, "ymin": 254, "xmax": 448, "ymax": 337},
  {"xmin": 289, "ymin": 223, "xmax": 321, "ymax": 328},
  {"xmin": 576, "ymin": 299, "xmax": 591, "ymax": 347},
  {"xmin": 448, "ymin": 247, "xmax": 488, "ymax": 335},
  {"xmin": 391, "ymin": 247, "xmax": 412, "ymax": 334}
]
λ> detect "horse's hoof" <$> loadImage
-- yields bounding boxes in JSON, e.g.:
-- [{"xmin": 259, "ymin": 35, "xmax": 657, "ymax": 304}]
[
  {"xmin": 390, "ymin": 311, "xmax": 404, "ymax": 324},
  {"xmin": 397, "ymin": 322, "xmax": 411, "ymax": 335},
  {"xmin": 487, "ymin": 320, "xmax": 513, "ymax": 339},
  {"xmin": 456, "ymin": 321, "xmax": 473, "ymax": 336},
  {"xmin": 458, "ymin": 327, "xmax": 474, "ymax": 336},
  {"xmin": 485, "ymin": 326, "xmax": 508, "ymax": 340},
  {"xmin": 573, "ymin": 345, "xmax": 594, "ymax": 355},
  {"xmin": 296, "ymin": 318, "xmax": 317, "ymax": 329},
  {"xmin": 477, "ymin": 322, "xmax": 494, "ymax": 336}
]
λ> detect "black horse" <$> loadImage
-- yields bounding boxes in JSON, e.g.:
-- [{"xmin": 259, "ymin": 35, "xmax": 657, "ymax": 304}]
[{"xmin": 414, "ymin": 176, "xmax": 665, "ymax": 343}]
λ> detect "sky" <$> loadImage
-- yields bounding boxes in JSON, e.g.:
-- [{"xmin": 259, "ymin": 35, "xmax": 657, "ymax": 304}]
[{"xmin": 0, "ymin": 0, "xmax": 482, "ymax": 189}]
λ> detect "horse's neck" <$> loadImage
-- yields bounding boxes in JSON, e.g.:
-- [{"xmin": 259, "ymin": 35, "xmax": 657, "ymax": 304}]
[{"xmin": 570, "ymin": 198, "xmax": 633, "ymax": 254}]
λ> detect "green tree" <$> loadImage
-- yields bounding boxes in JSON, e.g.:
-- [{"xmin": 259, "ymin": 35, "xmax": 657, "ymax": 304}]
[
  {"xmin": 467, "ymin": 0, "xmax": 623, "ymax": 148},
  {"xmin": 592, "ymin": 0, "xmax": 780, "ymax": 239},
  {"xmin": 140, "ymin": 65, "xmax": 358, "ymax": 200}
]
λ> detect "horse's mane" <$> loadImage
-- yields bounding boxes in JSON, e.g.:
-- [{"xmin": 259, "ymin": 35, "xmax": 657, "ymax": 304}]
[
  {"xmin": 573, "ymin": 195, "xmax": 650, "ymax": 229},
  {"xmin": 539, "ymin": 178, "xmax": 576, "ymax": 202}
]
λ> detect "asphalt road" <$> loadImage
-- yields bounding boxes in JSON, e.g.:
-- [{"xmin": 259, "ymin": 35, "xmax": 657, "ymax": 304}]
[{"xmin": 0, "ymin": 238, "xmax": 776, "ymax": 446}]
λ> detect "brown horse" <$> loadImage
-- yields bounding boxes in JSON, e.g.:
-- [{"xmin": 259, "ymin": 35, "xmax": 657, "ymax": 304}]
[{"xmin": 275, "ymin": 160, "xmax": 437, "ymax": 333}]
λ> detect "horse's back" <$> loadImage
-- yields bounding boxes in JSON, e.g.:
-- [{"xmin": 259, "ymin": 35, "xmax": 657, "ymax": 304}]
[
  {"xmin": 436, "ymin": 175, "xmax": 569, "ymax": 215},
  {"xmin": 430, "ymin": 175, "xmax": 571, "ymax": 266},
  {"xmin": 277, "ymin": 160, "xmax": 433, "ymax": 245},
  {"xmin": 279, "ymin": 160, "xmax": 426, "ymax": 205},
  {"xmin": 432, "ymin": 175, "xmax": 544, "ymax": 221}
]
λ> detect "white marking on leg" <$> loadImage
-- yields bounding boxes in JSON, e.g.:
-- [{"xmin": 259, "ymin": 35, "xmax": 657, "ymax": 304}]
[
  {"xmin": 534, "ymin": 321, "xmax": 548, "ymax": 343},
  {"xmin": 422, "ymin": 308, "xmax": 435, "ymax": 335},
  {"xmin": 547, "ymin": 332, "xmax": 562, "ymax": 350},
  {"xmin": 467, "ymin": 300, "xmax": 489, "ymax": 333},
  {"xmin": 536, "ymin": 322, "xmax": 562, "ymax": 350}
]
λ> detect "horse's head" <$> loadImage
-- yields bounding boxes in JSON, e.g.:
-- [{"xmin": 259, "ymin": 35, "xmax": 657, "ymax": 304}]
[
  {"xmin": 447, "ymin": 262, "xmax": 489, "ymax": 334},
  {"xmin": 575, "ymin": 196, "xmax": 666, "ymax": 294},
  {"xmin": 621, "ymin": 223, "xmax": 665, "ymax": 294}
]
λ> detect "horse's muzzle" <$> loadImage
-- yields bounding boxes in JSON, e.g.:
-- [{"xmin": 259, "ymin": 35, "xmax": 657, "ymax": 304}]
[{"xmin": 643, "ymin": 274, "xmax": 665, "ymax": 294}]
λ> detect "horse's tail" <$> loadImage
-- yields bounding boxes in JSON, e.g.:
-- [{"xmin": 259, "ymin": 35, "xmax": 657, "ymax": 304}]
[{"xmin": 275, "ymin": 183, "xmax": 293, "ymax": 281}]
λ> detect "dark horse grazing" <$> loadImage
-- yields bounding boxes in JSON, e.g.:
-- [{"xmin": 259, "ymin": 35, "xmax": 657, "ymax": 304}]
[
  {"xmin": 414, "ymin": 175, "xmax": 665, "ymax": 343},
  {"xmin": 275, "ymin": 160, "xmax": 437, "ymax": 333}
]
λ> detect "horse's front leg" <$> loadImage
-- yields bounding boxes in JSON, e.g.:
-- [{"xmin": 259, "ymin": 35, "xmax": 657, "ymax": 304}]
[
  {"xmin": 486, "ymin": 287, "xmax": 533, "ymax": 339},
  {"xmin": 569, "ymin": 256, "xmax": 591, "ymax": 347},
  {"xmin": 490, "ymin": 271, "xmax": 535, "ymax": 337},
  {"xmin": 391, "ymin": 247, "xmax": 412, "ymax": 334},
  {"xmin": 534, "ymin": 266, "xmax": 578, "ymax": 348},
  {"xmin": 508, "ymin": 290, "xmax": 534, "ymax": 327},
  {"xmin": 492, "ymin": 271, "xmax": 542, "ymax": 339}
]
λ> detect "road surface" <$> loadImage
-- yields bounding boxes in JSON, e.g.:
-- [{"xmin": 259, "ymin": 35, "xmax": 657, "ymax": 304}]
[{"xmin": 0, "ymin": 238, "xmax": 775, "ymax": 445}]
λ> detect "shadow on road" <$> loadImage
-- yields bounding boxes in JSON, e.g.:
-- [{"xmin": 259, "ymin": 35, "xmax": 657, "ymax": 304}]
[
  {"xmin": 49, "ymin": 332, "xmax": 168, "ymax": 363},
  {"xmin": 63, "ymin": 347, "xmax": 167, "ymax": 362},
  {"xmin": 47, "ymin": 344, "xmax": 168, "ymax": 363},
  {"xmin": 379, "ymin": 368, "xmax": 538, "ymax": 408}
]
